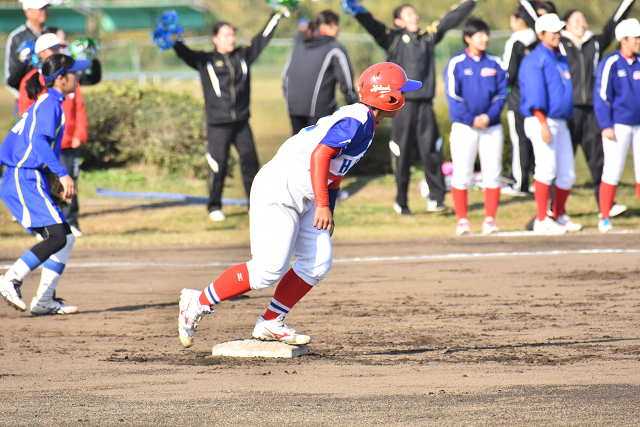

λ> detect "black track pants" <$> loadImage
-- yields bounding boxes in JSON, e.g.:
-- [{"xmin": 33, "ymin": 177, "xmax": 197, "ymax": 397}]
[
  {"xmin": 206, "ymin": 120, "xmax": 259, "ymax": 212},
  {"xmin": 507, "ymin": 110, "xmax": 535, "ymax": 193},
  {"xmin": 568, "ymin": 106, "xmax": 604, "ymax": 206},
  {"xmin": 391, "ymin": 100, "xmax": 445, "ymax": 207}
]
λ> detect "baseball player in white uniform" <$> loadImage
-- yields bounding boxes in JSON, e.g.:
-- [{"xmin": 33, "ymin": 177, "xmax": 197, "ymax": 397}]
[
  {"xmin": 444, "ymin": 18, "xmax": 507, "ymax": 236},
  {"xmin": 176, "ymin": 63, "xmax": 421, "ymax": 348},
  {"xmin": 519, "ymin": 13, "xmax": 583, "ymax": 235},
  {"xmin": 594, "ymin": 19, "xmax": 640, "ymax": 233}
]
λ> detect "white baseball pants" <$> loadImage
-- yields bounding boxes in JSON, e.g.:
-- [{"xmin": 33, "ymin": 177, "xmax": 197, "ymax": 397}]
[
  {"xmin": 450, "ymin": 122, "xmax": 504, "ymax": 190},
  {"xmin": 524, "ymin": 117, "xmax": 575, "ymax": 190},
  {"xmin": 245, "ymin": 161, "xmax": 332, "ymax": 291},
  {"xmin": 601, "ymin": 123, "xmax": 640, "ymax": 185}
]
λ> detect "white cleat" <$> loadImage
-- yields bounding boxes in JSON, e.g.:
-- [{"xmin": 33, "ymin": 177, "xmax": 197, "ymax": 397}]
[
  {"xmin": 555, "ymin": 214, "xmax": 583, "ymax": 233},
  {"xmin": 252, "ymin": 315, "xmax": 311, "ymax": 345},
  {"xmin": 178, "ymin": 288, "xmax": 212, "ymax": 348},
  {"xmin": 209, "ymin": 210, "xmax": 226, "ymax": 222},
  {"xmin": 533, "ymin": 217, "xmax": 567, "ymax": 235},
  {"xmin": 456, "ymin": 218, "xmax": 471, "ymax": 236},
  {"xmin": 482, "ymin": 217, "xmax": 499, "ymax": 235},
  {"xmin": 70, "ymin": 226, "xmax": 83, "ymax": 237},
  {"xmin": 598, "ymin": 218, "xmax": 613, "ymax": 233},
  {"xmin": 0, "ymin": 275, "xmax": 27, "ymax": 311},
  {"xmin": 30, "ymin": 293, "xmax": 77, "ymax": 315}
]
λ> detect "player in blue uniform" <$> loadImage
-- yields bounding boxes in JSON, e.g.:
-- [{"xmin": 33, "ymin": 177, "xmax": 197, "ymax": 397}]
[
  {"xmin": 444, "ymin": 18, "xmax": 507, "ymax": 236},
  {"xmin": 0, "ymin": 54, "xmax": 89, "ymax": 315},
  {"xmin": 176, "ymin": 63, "xmax": 421, "ymax": 348},
  {"xmin": 594, "ymin": 19, "xmax": 640, "ymax": 233}
]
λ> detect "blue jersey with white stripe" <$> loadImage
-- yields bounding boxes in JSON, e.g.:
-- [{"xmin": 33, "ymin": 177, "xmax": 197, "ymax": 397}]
[
  {"xmin": 444, "ymin": 49, "xmax": 507, "ymax": 126},
  {"xmin": 0, "ymin": 88, "xmax": 68, "ymax": 177},
  {"xmin": 270, "ymin": 103, "xmax": 375, "ymax": 199},
  {"xmin": 594, "ymin": 51, "xmax": 640, "ymax": 129},
  {"xmin": 519, "ymin": 44, "xmax": 574, "ymax": 120}
]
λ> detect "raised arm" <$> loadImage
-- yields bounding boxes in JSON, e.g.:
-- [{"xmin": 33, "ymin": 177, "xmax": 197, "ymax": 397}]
[
  {"xmin": 173, "ymin": 41, "xmax": 206, "ymax": 70},
  {"xmin": 354, "ymin": 12, "xmax": 397, "ymax": 51},
  {"xmin": 243, "ymin": 13, "xmax": 282, "ymax": 65},
  {"xmin": 597, "ymin": 0, "xmax": 635, "ymax": 49},
  {"xmin": 428, "ymin": 0, "xmax": 478, "ymax": 45}
]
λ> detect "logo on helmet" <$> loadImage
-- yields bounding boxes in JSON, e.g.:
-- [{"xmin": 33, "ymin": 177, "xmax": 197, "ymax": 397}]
[{"xmin": 371, "ymin": 85, "xmax": 391, "ymax": 93}]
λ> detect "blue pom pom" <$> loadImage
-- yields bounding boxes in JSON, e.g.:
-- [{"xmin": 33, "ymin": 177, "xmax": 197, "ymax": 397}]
[{"xmin": 151, "ymin": 10, "xmax": 184, "ymax": 51}]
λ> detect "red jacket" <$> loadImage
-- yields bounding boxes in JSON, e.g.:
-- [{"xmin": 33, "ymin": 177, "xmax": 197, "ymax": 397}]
[{"xmin": 19, "ymin": 68, "xmax": 88, "ymax": 149}]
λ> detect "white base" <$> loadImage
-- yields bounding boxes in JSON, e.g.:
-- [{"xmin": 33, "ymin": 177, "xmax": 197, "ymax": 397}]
[{"xmin": 211, "ymin": 339, "xmax": 309, "ymax": 358}]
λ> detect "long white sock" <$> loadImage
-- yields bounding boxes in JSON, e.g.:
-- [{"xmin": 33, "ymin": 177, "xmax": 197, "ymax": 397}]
[
  {"xmin": 36, "ymin": 234, "xmax": 75, "ymax": 301},
  {"xmin": 4, "ymin": 250, "xmax": 41, "ymax": 283}
]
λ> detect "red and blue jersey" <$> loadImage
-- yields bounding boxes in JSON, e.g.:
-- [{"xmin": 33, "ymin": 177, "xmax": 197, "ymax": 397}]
[
  {"xmin": 519, "ymin": 44, "xmax": 574, "ymax": 121},
  {"xmin": 0, "ymin": 88, "xmax": 68, "ymax": 177},
  {"xmin": 594, "ymin": 51, "xmax": 640, "ymax": 129},
  {"xmin": 270, "ymin": 103, "xmax": 376, "ymax": 200},
  {"xmin": 444, "ymin": 49, "xmax": 507, "ymax": 126}
]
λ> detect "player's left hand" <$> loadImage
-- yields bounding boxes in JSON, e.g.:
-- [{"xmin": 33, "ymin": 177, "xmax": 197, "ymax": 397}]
[
  {"xmin": 314, "ymin": 206, "xmax": 333, "ymax": 232},
  {"xmin": 472, "ymin": 114, "xmax": 489, "ymax": 130}
]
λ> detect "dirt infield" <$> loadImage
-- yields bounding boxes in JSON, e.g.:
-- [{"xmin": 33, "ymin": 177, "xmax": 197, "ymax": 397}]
[{"xmin": 1, "ymin": 234, "xmax": 639, "ymax": 426}]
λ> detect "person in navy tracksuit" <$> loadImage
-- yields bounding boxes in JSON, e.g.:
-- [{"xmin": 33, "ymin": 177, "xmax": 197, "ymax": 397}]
[
  {"xmin": 594, "ymin": 18, "xmax": 640, "ymax": 233},
  {"xmin": 444, "ymin": 18, "xmax": 507, "ymax": 236},
  {"xmin": 519, "ymin": 13, "xmax": 582, "ymax": 235},
  {"xmin": 0, "ymin": 54, "xmax": 89, "ymax": 315}
]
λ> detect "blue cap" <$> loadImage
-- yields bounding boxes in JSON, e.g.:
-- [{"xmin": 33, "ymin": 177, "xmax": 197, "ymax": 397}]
[
  {"xmin": 399, "ymin": 79, "xmax": 422, "ymax": 92},
  {"xmin": 67, "ymin": 58, "xmax": 90, "ymax": 72}
]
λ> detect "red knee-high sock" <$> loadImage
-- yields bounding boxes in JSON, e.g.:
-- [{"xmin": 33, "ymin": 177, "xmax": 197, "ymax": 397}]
[
  {"xmin": 451, "ymin": 187, "xmax": 468, "ymax": 220},
  {"xmin": 534, "ymin": 180, "xmax": 551, "ymax": 222},
  {"xmin": 199, "ymin": 263, "xmax": 251, "ymax": 306},
  {"xmin": 599, "ymin": 182, "xmax": 617, "ymax": 220},
  {"xmin": 636, "ymin": 183, "xmax": 640, "ymax": 205},
  {"xmin": 484, "ymin": 187, "xmax": 500, "ymax": 219},
  {"xmin": 552, "ymin": 186, "xmax": 571, "ymax": 219},
  {"xmin": 263, "ymin": 269, "xmax": 313, "ymax": 321}
]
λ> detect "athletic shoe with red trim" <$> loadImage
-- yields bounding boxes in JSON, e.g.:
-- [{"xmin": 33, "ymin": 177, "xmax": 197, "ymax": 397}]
[
  {"xmin": 252, "ymin": 314, "xmax": 311, "ymax": 345},
  {"xmin": 178, "ymin": 288, "xmax": 212, "ymax": 348},
  {"xmin": 456, "ymin": 218, "xmax": 471, "ymax": 236}
]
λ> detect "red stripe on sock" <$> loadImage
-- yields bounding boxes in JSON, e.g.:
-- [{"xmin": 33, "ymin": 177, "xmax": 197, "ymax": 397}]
[
  {"xmin": 534, "ymin": 181, "xmax": 550, "ymax": 222},
  {"xmin": 199, "ymin": 263, "xmax": 251, "ymax": 306},
  {"xmin": 484, "ymin": 187, "xmax": 500, "ymax": 219},
  {"xmin": 552, "ymin": 187, "xmax": 571, "ymax": 219},
  {"xmin": 451, "ymin": 187, "xmax": 468, "ymax": 220},
  {"xmin": 599, "ymin": 182, "xmax": 617, "ymax": 220},
  {"xmin": 263, "ymin": 269, "xmax": 313, "ymax": 321}
]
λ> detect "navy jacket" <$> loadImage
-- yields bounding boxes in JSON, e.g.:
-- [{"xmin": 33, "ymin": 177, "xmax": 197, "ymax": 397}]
[
  {"xmin": 444, "ymin": 49, "xmax": 507, "ymax": 127},
  {"xmin": 594, "ymin": 51, "xmax": 640, "ymax": 129},
  {"xmin": 519, "ymin": 44, "xmax": 574, "ymax": 121}
]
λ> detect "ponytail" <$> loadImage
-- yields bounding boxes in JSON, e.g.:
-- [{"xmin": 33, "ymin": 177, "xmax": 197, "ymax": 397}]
[
  {"xmin": 304, "ymin": 10, "xmax": 339, "ymax": 42},
  {"xmin": 25, "ymin": 71, "xmax": 46, "ymax": 101},
  {"xmin": 25, "ymin": 54, "xmax": 74, "ymax": 101}
]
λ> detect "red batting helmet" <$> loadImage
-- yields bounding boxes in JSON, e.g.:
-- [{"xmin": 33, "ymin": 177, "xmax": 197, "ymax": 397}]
[{"xmin": 357, "ymin": 62, "xmax": 422, "ymax": 111}]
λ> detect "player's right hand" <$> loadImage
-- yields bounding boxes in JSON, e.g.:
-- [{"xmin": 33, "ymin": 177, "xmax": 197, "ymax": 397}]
[
  {"xmin": 59, "ymin": 175, "xmax": 77, "ymax": 200},
  {"xmin": 602, "ymin": 128, "xmax": 616, "ymax": 141},
  {"xmin": 541, "ymin": 122, "xmax": 552, "ymax": 144},
  {"xmin": 314, "ymin": 206, "xmax": 333, "ymax": 232}
]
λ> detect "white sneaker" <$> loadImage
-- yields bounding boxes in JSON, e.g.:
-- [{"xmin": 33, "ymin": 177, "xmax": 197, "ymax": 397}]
[
  {"xmin": 30, "ymin": 293, "xmax": 77, "ymax": 315},
  {"xmin": 70, "ymin": 226, "xmax": 83, "ymax": 237},
  {"xmin": 555, "ymin": 214, "xmax": 583, "ymax": 232},
  {"xmin": 393, "ymin": 202, "xmax": 412, "ymax": 216},
  {"xmin": 427, "ymin": 199, "xmax": 447, "ymax": 212},
  {"xmin": 209, "ymin": 210, "xmax": 225, "ymax": 222},
  {"xmin": 482, "ymin": 217, "xmax": 499, "ymax": 235},
  {"xmin": 598, "ymin": 218, "xmax": 613, "ymax": 233},
  {"xmin": 456, "ymin": 218, "xmax": 471, "ymax": 236},
  {"xmin": 0, "ymin": 275, "xmax": 27, "ymax": 311},
  {"xmin": 178, "ymin": 288, "xmax": 212, "ymax": 348},
  {"xmin": 252, "ymin": 314, "xmax": 311, "ymax": 345},
  {"xmin": 533, "ymin": 217, "xmax": 567, "ymax": 235},
  {"xmin": 610, "ymin": 203, "xmax": 627, "ymax": 218}
]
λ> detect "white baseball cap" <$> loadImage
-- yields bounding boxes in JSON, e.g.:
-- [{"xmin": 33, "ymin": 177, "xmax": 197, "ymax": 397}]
[
  {"xmin": 35, "ymin": 33, "xmax": 65, "ymax": 54},
  {"xmin": 616, "ymin": 18, "xmax": 640, "ymax": 41},
  {"xmin": 535, "ymin": 13, "xmax": 566, "ymax": 34},
  {"xmin": 21, "ymin": 0, "xmax": 51, "ymax": 11}
]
